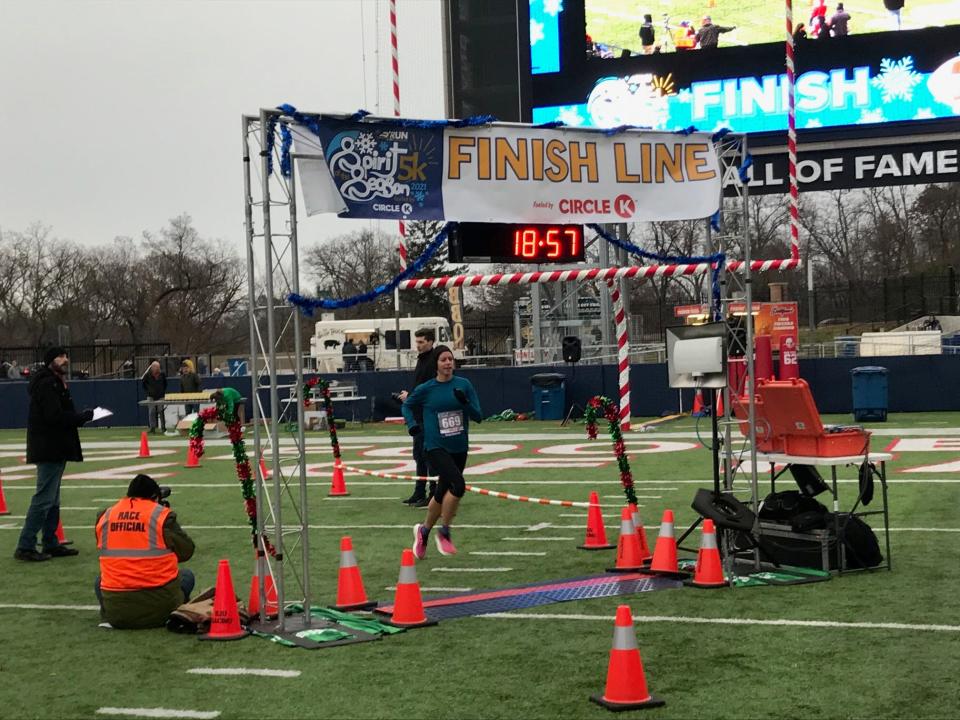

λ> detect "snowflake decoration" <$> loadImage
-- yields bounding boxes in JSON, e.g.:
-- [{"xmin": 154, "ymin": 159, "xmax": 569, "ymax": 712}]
[
  {"xmin": 543, "ymin": 0, "xmax": 563, "ymax": 16},
  {"xmin": 558, "ymin": 106, "xmax": 585, "ymax": 126},
  {"xmin": 871, "ymin": 56, "xmax": 922, "ymax": 102},
  {"xmin": 858, "ymin": 108, "xmax": 886, "ymax": 124},
  {"xmin": 804, "ymin": 118, "xmax": 822, "ymax": 128},
  {"xmin": 355, "ymin": 133, "xmax": 376, "ymax": 155},
  {"xmin": 530, "ymin": 19, "xmax": 544, "ymax": 45},
  {"xmin": 913, "ymin": 108, "xmax": 935, "ymax": 120}
]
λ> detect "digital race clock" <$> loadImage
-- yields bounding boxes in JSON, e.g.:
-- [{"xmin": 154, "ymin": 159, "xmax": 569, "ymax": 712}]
[{"xmin": 447, "ymin": 222, "xmax": 586, "ymax": 264}]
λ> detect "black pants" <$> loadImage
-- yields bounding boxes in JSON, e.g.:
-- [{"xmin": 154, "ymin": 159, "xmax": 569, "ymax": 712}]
[
  {"xmin": 426, "ymin": 449, "xmax": 467, "ymax": 502},
  {"xmin": 411, "ymin": 433, "xmax": 435, "ymax": 498}
]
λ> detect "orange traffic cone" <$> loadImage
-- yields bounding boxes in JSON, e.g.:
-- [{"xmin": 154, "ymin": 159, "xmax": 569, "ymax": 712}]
[
  {"xmin": 384, "ymin": 549, "xmax": 436, "ymax": 628},
  {"xmin": 687, "ymin": 519, "xmax": 728, "ymax": 589},
  {"xmin": 0, "ymin": 473, "xmax": 9, "ymax": 516},
  {"xmin": 607, "ymin": 508, "xmax": 645, "ymax": 573},
  {"xmin": 247, "ymin": 552, "xmax": 278, "ymax": 618},
  {"xmin": 629, "ymin": 503, "xmax": 652, "ymax": 563},
  {"xmin": 184, "ymin": 444, "xmax": 201, "ymax": 468},
  {"xmin": 258, "ymin": 452, "xmax": 271, "ymax": 479},
  {"xmin": 333, "ymin": 536, "xmax": 377, "ymax": 611},
  {"xmin": 648, "ymin": 510, "xmax": 687, "ymax": 578},
  {"xmin": 55, "ymin": 517, "xmax": 72, "ymax": 546},
  {"xmin": 691, "ymin": 390, "xmax": 706, "ymax": 417},
  {"xmin": 328, "ymin": 459, "xmax": 349, "ymax": 497},
  {"xmin": 590, "ymin": 605, "xmax": 665, "ymax": 710},
  {"xmin": 578, "ymin": 491, "xmax": 616, "ymax": 550},
  {"xmin": 200, "ymin": 559, "xmax": 249, "ymax": 641},
  {"xmin": 138, "ymin": 431, "xmax": 151, "ymax": 458}
]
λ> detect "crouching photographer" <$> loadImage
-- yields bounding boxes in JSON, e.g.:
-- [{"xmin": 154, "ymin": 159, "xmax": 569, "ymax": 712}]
[{"xmin": 94, "ymin": 474, "xmax": 195, "ymax": 629}]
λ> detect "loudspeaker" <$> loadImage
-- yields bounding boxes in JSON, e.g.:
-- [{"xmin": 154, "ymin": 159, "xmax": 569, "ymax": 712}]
[{"xmin": 561, "ymin": 336, "xmax": 582, "ymax": 363}]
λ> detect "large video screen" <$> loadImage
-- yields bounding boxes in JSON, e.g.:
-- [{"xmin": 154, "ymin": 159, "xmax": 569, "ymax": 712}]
[
  {"xmin": 583, "ymin": 1, "xmax": 960, "ymax": 59},
  {"xmin": 529, "ymin": 0, "xmax": 960, "ymax": 135}
]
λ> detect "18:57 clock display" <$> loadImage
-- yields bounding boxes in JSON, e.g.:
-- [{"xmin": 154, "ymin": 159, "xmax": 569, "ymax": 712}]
[{"xmin": 447, "ymin": 222, "xmax": 586, "ymax": 264}]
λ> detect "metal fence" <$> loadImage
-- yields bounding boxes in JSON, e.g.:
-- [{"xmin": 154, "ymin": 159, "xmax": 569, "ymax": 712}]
[{"xmin": 0, "ymin": 343, "xmax": 173, "ymax": 379}]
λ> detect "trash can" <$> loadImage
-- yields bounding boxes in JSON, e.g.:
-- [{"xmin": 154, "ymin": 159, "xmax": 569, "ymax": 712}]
[
  {"xmin": 851, "ymin": 366, "xmax": 888, "ymax": 422},
  {"xmin": 530, "ymin": 372, "xmax": 566, "ymax": 421}
]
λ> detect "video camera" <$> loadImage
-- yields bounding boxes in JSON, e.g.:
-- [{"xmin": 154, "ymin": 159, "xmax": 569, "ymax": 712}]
[{"xmin": 158, "ymin": 485, "xmax": 172, "ymax": 508}]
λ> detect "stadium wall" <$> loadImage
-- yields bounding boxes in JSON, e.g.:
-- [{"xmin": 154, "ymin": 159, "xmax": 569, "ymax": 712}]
[{"xmin": 0, "ymin": 355, "xmax": 957, "ymax": 429}]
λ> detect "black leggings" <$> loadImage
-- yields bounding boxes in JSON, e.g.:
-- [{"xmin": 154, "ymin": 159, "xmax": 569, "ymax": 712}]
[{"xmin": 426, "ymin": 449, "xmax": 467, "ymax": 502}]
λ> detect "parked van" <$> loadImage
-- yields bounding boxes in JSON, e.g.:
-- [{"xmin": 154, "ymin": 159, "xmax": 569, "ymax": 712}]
[{"xmin": 309, "ymin": 316, "xmax": 457, "ymax": 372}]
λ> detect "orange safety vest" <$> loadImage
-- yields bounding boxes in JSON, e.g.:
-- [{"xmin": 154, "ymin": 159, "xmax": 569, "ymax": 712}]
[
  {"xmin": 673, "ymin": 28, "xmax": 695, "ymax": 49},
  {"xmin": 96, "ymin": 497, "xmax": 179, "ymax": 591}
]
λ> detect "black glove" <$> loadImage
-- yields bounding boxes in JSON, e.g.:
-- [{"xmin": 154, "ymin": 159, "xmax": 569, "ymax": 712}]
[
  {"xmin": 408, "ymin": 425, "xmax": 422, "ymax": 437},
  {"xmin": 453, "ymin": 388, "xmax": 468, "ymax": 405},
  {"xmin": 80, "ymin": 409, "xmax": 94, "ymax": 423}
]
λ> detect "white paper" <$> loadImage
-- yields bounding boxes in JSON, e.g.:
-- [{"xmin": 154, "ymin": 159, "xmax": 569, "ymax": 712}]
[{"xmin": 91, "ymin": 407, "xmax": 113, "ymax": 422}]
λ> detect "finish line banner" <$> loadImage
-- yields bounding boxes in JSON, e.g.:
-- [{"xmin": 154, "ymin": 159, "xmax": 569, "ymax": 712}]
[{"xmin": 293, "ymin": 119, "xmax": 722, "ymax": 223}]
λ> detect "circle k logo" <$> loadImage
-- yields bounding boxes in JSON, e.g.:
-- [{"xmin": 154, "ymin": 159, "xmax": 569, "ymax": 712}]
[{"xmin": 613, "ymin": 194, "xmax": 636, "ymax": 219}]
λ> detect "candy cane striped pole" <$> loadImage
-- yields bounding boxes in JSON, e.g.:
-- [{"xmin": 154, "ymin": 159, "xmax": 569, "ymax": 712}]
[
  {"xmin": 607, "ymin": 279, "xmax": 631, "ymax": 431},
  {"xmin": 389, "ymin": 0, "xmax": 407, "ymax": 268},
  {"xmin": 340, "ymin": 464, "xmax": 435, "ymax": 481},
  {"xmin": 465, "ymin": 485, "xmax": 590, "ymax": 508},
  {"xmin": 398, "ymin": 258, "xmax": 801, "ymax": 291},
  {"xmin": 785, "ymin": 0, "xmax": 800, "ymax": 261}
]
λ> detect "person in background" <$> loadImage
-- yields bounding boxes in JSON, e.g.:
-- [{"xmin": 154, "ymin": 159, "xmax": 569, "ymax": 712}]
[
  {"xmin": 342, "ymin": 338, "xmax": 358, "ymax": 373},
  {"xmin": 398, "ymin": 328, "xmax": 438, "ymax": 507},
  {"xmin": 6, "ymin": 360, "xmax": 20, "ymax": 379},
  {"xmin": 884, "ymin": 0, "xmax": 904, "ymax": 30},
  {"xmin": 638, "ymin": 14, "xmax": 655, "ymax": 54},
  {"xmin": 829, "ymin": 3, "xmax": 851, "ymax": 36},
  {"xmin": 673, "ymin": 20, "xmax": 697, "ymax": 51},
  {"xmin": 15, "ymin": 347, "xmax": 93, "ymax": 562},
  {"xmin": 211, "ymin": 366, "xmax": 223, "ymax": 377},
  {"xmin": 695, "ymin": 16, "xmax": 735, "ymax": 50},
  {"xmin": 793, "ymin": 22, "xmax": 808, "ymax": 42},
  {"xmin": 95, "ymin": 474, "xmax": 195, "ymax": 629},
  {"xmin": 810, "ymin": 0, "xmax": 829, "ymax": 38},
  {"xmin": 403, "ymin": 346, "xmax": 483, "ymax": 558},
  {"xmin": 142, "ymin": 360, "xmax": 167, "ymax": 434},
  {"xmin": 179, "ymin": 359, "xmax": 202, "ymax": 414}
]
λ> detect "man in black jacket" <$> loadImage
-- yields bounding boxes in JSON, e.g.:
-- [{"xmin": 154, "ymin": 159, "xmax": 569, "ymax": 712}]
[
  {"xmin": 15, "ymin": 347, "xmax": 93, "ymax": 562},
  {"xmin": 142, "ymin": 360, "xmax": 167, "ymax": 433},
  {"xmin": 398, "ymin": 328, "xmax": 438, "ymax": 506}
]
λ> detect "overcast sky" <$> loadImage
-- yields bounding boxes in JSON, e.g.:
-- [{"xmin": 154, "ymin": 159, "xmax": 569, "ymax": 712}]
[{"xmin": 0, "ymin": 0, "xmax": 445, "ymax": 249}]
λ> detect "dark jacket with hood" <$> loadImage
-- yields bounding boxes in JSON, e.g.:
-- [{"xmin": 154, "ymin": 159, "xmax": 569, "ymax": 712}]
[{"xmin": 26, "ymin": 367, "xmax": 91, "ymax": 463}]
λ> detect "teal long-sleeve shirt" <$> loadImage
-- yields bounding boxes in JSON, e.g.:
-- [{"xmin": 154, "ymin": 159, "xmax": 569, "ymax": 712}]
[{"xmin": 401, "ymin": 376, "xmax": 482, "ymax": 453}]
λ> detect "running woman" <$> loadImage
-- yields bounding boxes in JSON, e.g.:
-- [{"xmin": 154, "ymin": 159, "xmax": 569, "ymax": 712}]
[{"xmin": 402, "ymin": 345, "xmax": 482, "ymax": 558}]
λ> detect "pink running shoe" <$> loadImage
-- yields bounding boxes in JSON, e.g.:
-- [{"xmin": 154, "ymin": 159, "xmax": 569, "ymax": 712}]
[
  {"xmin": 412, "ymin": 523, "xmax": 428, "ymax": 560},
  {"xmin": 435, "ymin": 529, "xmax": 457, "ymax": 556}
]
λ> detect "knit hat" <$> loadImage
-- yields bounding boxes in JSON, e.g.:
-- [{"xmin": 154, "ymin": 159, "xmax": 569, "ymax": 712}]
[
  {"xmin": 43, "ymin": 346, "xmax": 68, "ymax": 367},
  {"xmin": 127, "ymin": 473, "xmax": 161, "ymax": 500}
]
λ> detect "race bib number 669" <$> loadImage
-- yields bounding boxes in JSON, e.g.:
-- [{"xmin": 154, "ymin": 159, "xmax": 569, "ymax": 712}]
[{"xmin": 438, "ymin": 409, "xmax": 464, "ymax": 437}]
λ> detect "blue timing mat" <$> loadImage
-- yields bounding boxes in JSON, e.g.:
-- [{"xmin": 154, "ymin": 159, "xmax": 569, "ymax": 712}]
[{"xmin": 374, "ymin": 572, "xmax": 682, "ymax": 621}]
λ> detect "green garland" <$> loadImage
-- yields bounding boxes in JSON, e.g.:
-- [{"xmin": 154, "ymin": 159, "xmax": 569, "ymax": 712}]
[{"xmin": 584, "ymin": 395, "xmax": 637, "ymax": 506}]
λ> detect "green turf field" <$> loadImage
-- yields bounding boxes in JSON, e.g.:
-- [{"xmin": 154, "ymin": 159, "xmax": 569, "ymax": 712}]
[
  {"xmin": 587, "ymin": 1, "xmax": 960, "ymax": 53},
  {"xmin": 1, "ymin": 414, "xmax": 959, "ymax": 719}
]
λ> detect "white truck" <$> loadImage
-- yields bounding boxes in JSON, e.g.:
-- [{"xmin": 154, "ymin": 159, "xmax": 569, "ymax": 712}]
[{"xmin": 309, "ymin": 315, "xmax": 457, "ymax": 372}]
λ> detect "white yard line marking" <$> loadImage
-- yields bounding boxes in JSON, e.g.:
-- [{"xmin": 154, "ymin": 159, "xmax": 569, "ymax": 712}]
[
  {"xmin": 501, "ymin": 536, "xmax": 575, "ymax": 541},
  {"xmin": 0, "ymin": 603, "xmax": 99, "ymax": 611},
  {"xmin": 431, "ymin": 567, "xmax": 513, "ymax": 573},
  {"xmin": 887, "ymin": 528, "xmax": 960, "ymax": 532},
  {"xmin": 186, "ymin": 668, "xmax": 300, "ymax": 678},
  {"xmin": 469, "ymin": 551, "xmax": 547, "ymax": 556},
  {"xmin": 525, "ymin": 522, "xmax": 552, "ymax": 532},
  {"xmin": 559, "ymin": 513, "xmax": 620, "ymax": 519},
  {"xmin": 386, "ymin": 586, "xmax": 473, "ymax": 592},
  {"xmin": 321, "ymin": 497, "xmax": 401, "ymax": 501},
  {"xmin": 479, "ymin": 612, "xmax": 960, "ymax": 633},
  {"xmin": 97, "ymin": 708, "xmax": 219, "ymax": 719}
]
